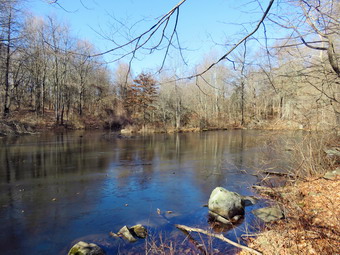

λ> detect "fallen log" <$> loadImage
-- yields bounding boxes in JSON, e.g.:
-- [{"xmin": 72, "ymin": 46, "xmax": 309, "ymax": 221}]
[{"xmin": 175, "ymin": 224, "xmax": 262, "ymax": 255}]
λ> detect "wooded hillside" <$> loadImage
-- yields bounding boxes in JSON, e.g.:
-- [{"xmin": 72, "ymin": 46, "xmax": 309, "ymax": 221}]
[{"xmin": 0, "ymin": 0, "xmax": 339, "ymax": 132}]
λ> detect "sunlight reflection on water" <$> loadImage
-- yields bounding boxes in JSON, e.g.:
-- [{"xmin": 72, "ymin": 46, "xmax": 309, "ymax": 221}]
[{"xmin": 0, "ymin": 130, "xmax": 302, "ymax": 254}]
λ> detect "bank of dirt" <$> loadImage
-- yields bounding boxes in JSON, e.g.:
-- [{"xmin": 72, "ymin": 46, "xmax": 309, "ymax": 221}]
[{"xmin": 240, "ymin": 176, "xmax": 340, "ymax": 255}]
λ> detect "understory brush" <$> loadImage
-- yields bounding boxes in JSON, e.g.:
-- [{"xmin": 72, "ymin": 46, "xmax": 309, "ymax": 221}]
[
  {"xmin": 285, "ymin": 132, "xmax": 339, "ymax": 178},
  {"xmin": 240, "ymin": 131, "xmax": 340, "ymax": 255}
]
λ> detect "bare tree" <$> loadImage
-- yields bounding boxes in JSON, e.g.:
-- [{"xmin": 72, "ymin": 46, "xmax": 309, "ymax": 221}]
[
  {"xmin": 0, "ymin": 0, "xmax": 23, "ymax": 117},
  {"xmin": 268, "ymin": 0, "xmax": 340, "ymax": 126}
]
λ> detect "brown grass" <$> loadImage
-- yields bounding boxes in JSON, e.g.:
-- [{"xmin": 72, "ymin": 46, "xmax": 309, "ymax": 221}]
[
  {"xmin": 145, "ymin": 233, "xmax": 177, "ymax": 255},
  {"xmin": 240, "ymin": 177, "xmax": 340, "ymax": 255},
  {"xmin": 286, "ymin": 133, "xmax": 339, "ymax": 178},
  {"xmin": 239, "ymin": 131, "xmax": 340, "ymax": 255}
]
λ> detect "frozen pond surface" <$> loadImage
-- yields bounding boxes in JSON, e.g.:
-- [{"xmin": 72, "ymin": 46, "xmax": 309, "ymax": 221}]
[{"xmin": 0, "ymin": 130, "xmax": 299, "ymax": 254}]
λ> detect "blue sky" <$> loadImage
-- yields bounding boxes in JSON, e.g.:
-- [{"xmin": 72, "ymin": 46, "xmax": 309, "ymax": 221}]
[{"xmin": 27, "ymin": 0, "xmax": 279, "ymax": 74}]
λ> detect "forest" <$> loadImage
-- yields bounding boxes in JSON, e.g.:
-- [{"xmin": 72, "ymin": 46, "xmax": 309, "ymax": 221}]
[
  {"xmin": 0, "ymin": 1, "xmax": 339, "ymax": 254},
  {"xmin": 0, "ymin": 0, "xmax": 339, "ymax": 133}
]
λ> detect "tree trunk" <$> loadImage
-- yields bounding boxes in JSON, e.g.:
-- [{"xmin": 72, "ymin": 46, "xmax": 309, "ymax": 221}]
[
  {"xmin": 3, "ymin": 10, "xmax": 12, "ymax": 117},
  {"xmin": 241, "ymin": 81, "xmax": 245, "ymax": 125}
]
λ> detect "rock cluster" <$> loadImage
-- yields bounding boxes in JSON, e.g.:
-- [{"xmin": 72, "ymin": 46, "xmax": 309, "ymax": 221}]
[
  {"xmin": 208, "ymin": 186, "xmax": 283, "ymax": 224},
  {"xmin": 115, "ymin": 224, "xmax": 148, "ymax": 242}
]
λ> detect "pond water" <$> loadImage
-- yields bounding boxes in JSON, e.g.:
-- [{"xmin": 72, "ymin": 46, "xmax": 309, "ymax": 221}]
[{"xmin": 0, "ymin": 130, "xmax": 299, "ymax": 254}]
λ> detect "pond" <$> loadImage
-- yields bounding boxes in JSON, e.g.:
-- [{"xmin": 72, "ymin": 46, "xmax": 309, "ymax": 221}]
[{"xmin": 0, "ymin": 130, "xmax": 299, "ymax": 254}]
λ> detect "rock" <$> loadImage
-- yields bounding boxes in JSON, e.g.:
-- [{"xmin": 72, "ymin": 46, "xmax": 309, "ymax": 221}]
[
  {"xmin": 324, "ymin": 148, "xmax": 340, "ymax": 164},
  {"xmin": 130, "ymin": 224, "xmax": 147, "ymax": 238},
  {"xmin": 121, "ymin": 129, "xmax": 133, "ymax": 134},
  {"xmin": 241, "ymin": 195, "xmax": 258, "ymax": 206},
  {"xmin": 208, "ymin": 187, "xmax": 244, "ymax": 220},
  {"xmin": 109, "ymin": 232, "xmax": 119, "ymax": 238},
  {"xmin": 68, "ymin": 241, "xmax": 105, "ymax": 255},
  {"xmin": 117, "ymin": 225, "xmax": 137, "ymax": 242},
  {"xmin": 252, "ymin": 206, "xmax": 284, "ymax": 222},
  {"xmin": 323, "ymin": 168, "xmax": 340, "ymax": 180},
  {"xmin": 208, "ymin": 211, "xmax": 232, "ymax": 224},
  {"xmin": 114, "ymin": 224, "xmax": 147, "ymax": 241},
  {"xmin": 324, "ymin": 148, "xmax": 340, "ymax": 157}
]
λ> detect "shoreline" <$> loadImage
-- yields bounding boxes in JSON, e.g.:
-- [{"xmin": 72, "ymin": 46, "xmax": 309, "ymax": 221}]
[
  {"xmin": 239, "ymin": 175, "xmax": 340, "ymax": 255},
  {"xmin": 0, "ymin": 118, "xmax": 327, "ymax": 137}
]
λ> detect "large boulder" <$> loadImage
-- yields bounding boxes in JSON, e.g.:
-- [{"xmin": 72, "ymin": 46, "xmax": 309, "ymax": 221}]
[
  {"xmin": 208, "ymin": 187, "xmax": 245, "ymax": 220},
  {"xmin": 68, "ymin": 241, "xmax": 105, "ymax": 255}
]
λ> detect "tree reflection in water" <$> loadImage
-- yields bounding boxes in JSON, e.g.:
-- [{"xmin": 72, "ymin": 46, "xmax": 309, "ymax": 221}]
[{"xmin": 0, "ymin": 130, "xmax": 300, "ymax": 254}]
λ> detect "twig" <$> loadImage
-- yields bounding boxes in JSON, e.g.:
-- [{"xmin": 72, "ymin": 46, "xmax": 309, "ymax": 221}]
[
  {"xmin": 262, "ymin": 171, "xmax": 296, "ymax": 177},
  {"xmin": 175, "ymin": 224, "xmax": 262, "ymax": 255},
  {"xmin": 177, "ymin": 228, "xmax": 208, "ymax": 255},
  {"xmin": 252, "ymin": 185, "xmax": 276, "ymax": 192}
]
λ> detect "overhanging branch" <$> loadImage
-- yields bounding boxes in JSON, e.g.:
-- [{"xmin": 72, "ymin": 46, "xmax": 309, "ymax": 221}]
[
  {"xmin": 300, "ymin": 37, "xmax": 327, "ymax": 50},
  {"xmin": 185, "ymin": 0, "xmax": 275, "ymax": 80}
]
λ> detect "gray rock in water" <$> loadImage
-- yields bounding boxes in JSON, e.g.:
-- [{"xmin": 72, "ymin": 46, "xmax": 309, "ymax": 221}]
[
  {"xmin": 117, "ymin": 225, "xmax": 137, "ymax": 242},
  {"xmin": 323, "ymin": 168, "xmax": 340, "ymax": 180},
  {"xmin": 68, "ymin": 241, "xmax": 105, "ymax": 255},
  {"xmin": 130, "ymin": 224, "xmax": 147, "ymax": 238},
  {"xmin": 208, "ymin": 187, "xmax": 244, "ymax": 220},
  {"xmin": 252, "ymin": 206, "xmax": 284, "ymax": 222},
  {"xmin": 241, "ymin": 196, "xmax": 258, "ymax": 206}
]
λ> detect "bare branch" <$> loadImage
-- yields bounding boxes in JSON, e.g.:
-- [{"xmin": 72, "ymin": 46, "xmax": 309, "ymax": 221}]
[
  {"xmin": 159, "ymin": 7, "xmax": 180, "ymax": 72},
  {"xmin": 185, "ymin": 0, "xmax": 275, "ymax": 80},
  {"xmin": 47, "ymin": 0, "xmax": 77, "ymax": 13},
  {"xmin": 272, "ymin": 40, "xmax": 328, "ymax": 49},
  {"xmin": 176, "ymin": 224, "xmax": 262, "ymax": 255},
  {"xmin": 89, "ymin": 0, "xmax": 187, "ymax": 59},
  {"xmin": 300, "ymin": 37, "xmax": 327, "ymax": 50}
]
